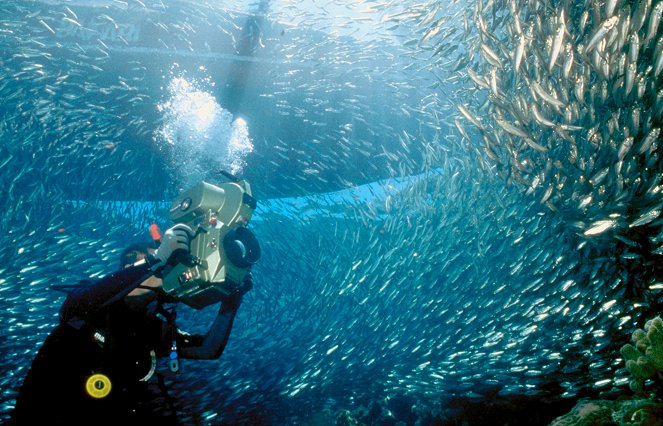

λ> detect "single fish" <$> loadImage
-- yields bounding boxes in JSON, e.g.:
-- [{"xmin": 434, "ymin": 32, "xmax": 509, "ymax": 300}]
[
  {"xmin": 531, "ymin": 104, "xmax": 555, "ymax": 127},
  {"xmin": 514, "ymin": 33, "xmax": 525, "ymax": 73},
  {"xmin": 644, "ymin": 2, "xmax": 662, "ymax": 46},
  {"xmin": 631, "ymin": 0, "xmax": 652, "ymax": 33},
  {"xmin": 549, "ymin": 10, "xmax": 565, "ymax": 73},
  {"xmin": 584, "ymin": 219, "xmax": 617, "ymax": 236},
  {"xmin": 38, "ymin": 19, "xmax": 55, "ymax": 34},
  {"xmin": 585, "ymin": 16, "xmax": 619, "ymax": 54},
  {"xmin": 529, "ymin": 80, "xmax": 565, "ymax": 109}
]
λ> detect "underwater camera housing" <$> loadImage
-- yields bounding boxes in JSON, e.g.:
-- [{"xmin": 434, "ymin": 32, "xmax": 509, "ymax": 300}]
[{"xmin": 161, "ymin": 176, "xmax": 260, "ymax": 309}]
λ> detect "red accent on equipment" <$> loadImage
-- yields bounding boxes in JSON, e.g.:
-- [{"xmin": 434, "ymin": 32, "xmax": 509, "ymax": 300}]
[{"xmin": 149, "ymin": 223, "xmax": 162, "ymax": 243}]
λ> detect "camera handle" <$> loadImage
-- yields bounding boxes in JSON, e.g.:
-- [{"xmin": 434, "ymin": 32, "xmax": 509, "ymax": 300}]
[{"xmin": 172, "ymin": 226, "xmax": 208, "ymax": 267}]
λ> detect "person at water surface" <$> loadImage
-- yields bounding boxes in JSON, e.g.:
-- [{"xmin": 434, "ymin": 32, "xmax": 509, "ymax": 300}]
[{"xmin": 10, "ymin": 224, "xmax": 253, "ymax": 425}]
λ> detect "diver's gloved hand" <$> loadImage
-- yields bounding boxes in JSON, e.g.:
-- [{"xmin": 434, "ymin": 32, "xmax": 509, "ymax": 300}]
[
  {"xmin": 147, "ymin": 224, "xmax": 196, "ymax": 276},
  {"xmin": 240, "ymin": 270, "xmax": 254, "ymax": 295},
  {"xmin": 220, "ymin": 271, "xmax": 253, "ymax": 311}
]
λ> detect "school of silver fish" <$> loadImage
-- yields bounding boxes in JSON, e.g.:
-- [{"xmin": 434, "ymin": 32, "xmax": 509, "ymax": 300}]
[{"xmin": 0, "ymin": 0, "xmax": 661, "ymax": 423}]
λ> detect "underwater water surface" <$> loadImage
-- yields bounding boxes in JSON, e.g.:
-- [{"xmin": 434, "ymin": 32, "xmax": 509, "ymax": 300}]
[{"xmin": 0, "ymin": 0, "xmax": 661, "ymax": 424}]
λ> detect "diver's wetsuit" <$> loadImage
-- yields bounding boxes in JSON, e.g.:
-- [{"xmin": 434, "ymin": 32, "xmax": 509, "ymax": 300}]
[{"xmin": 11, "ymin": 262, "xmax": 239, "ymax": 425}]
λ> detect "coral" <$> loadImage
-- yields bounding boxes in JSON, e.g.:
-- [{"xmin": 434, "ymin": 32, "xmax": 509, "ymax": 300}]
[
  {"xmin": 612, "ymin": 399, "xmax": 663, "ymax": 426},
  {"xmin": 548, "ymin": 399, "xmax": 615, "ymax": 426},
  {"xmin": 620, "ymin": 317, "xmax": 663, "ymax": 394},
  {"xmin": 335, "ymin": 410, "xmax": 360, "ymax": 426},
  {"xmin": 549, "ymin": 399, "xmax": 663, "ymax": 426}
]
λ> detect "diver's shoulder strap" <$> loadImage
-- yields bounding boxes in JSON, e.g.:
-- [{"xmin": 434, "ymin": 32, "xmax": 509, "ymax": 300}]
[
  {"xmin": 59, "ymin": 263, "xmax": 154, "ymax": 323},
  {"xmin": 51, "ymin": 279, "xmax": 95, "ymax": 294}
]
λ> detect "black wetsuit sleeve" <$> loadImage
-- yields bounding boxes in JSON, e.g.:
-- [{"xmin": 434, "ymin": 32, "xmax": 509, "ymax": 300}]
[
  {"xmin": 178, "ymin": 302, "xmax": 239, "ymax": 360},
  {"xmin": 59, "ymin": 263, "xmax": 154, "ymax": 322}
]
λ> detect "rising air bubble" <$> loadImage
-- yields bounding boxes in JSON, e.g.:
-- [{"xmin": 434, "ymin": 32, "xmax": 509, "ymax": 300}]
[
  {"xmin": 156, "ymin": 74, "xmax": 253, "ymax": 186},
  {"xmin": 228, "ymin": 117, "xmax": 253, "ymax": 176}
]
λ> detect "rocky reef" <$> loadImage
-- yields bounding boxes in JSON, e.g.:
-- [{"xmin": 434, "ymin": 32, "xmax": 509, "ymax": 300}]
[{"xmin": 550, "ymin": 317, "xmax": 663, "ymax": 426}]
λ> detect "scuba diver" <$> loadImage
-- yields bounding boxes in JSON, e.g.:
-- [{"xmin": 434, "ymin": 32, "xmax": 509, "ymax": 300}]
[{"xmin": 10, "ymin": 223, "xmax": 253, "ymax": 425}]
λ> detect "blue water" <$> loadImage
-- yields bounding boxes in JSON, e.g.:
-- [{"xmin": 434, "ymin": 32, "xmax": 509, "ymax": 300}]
[{"xmin": 1, "ymin": 0, "xmax": 661, "ymax": 425}]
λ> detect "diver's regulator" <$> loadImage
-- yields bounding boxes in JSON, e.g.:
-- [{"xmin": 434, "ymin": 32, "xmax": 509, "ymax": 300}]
[{"xmin": 161, "ymin": 175, "xmax": 261, "ymax": 309}]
